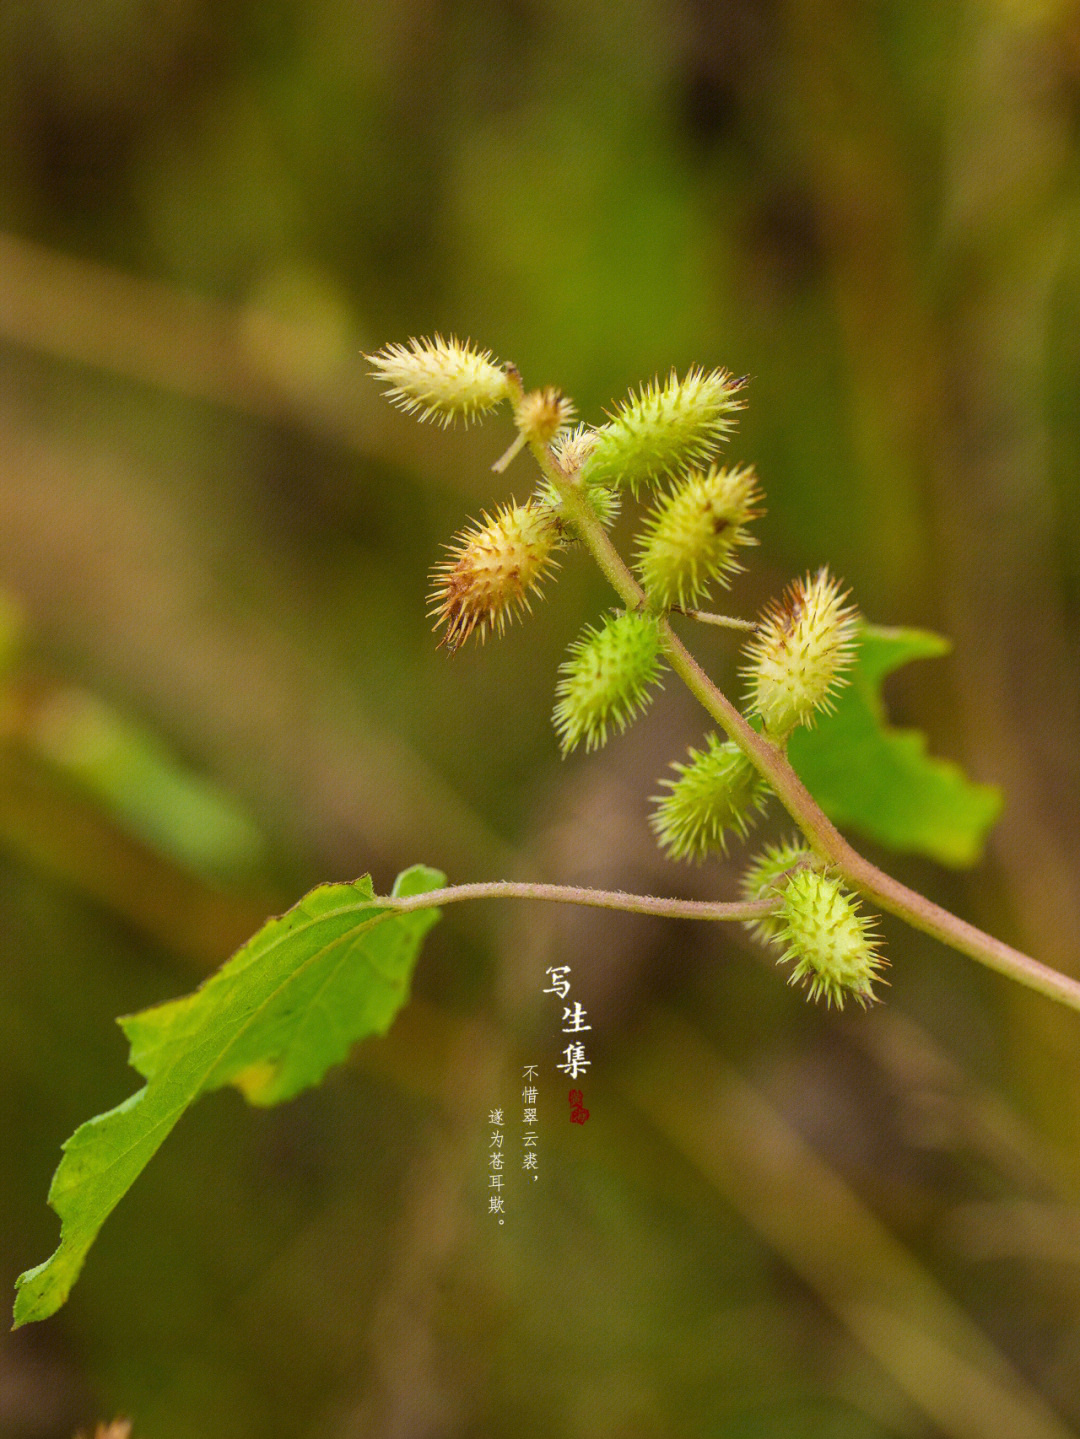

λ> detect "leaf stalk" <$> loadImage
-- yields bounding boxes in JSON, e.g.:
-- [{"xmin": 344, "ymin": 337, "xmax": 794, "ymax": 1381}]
[{"xmin": 386, "ymin": 880, "xmax": 779, "ymax": 925}]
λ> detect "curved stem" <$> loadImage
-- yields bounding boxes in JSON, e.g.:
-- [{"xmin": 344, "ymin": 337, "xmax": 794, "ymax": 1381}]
[
  {"xmin": 676, "ymin": 608, "xmax": 758, "ymax": 632},
  {"xmin": 491, "ymin": 431, "xmax": 527, "ymax": 473},
  {"xmin": 386, "ymin": 880, "xmax": 779, "ymax": 925},
  {"xmin": 533, "ymin": 439, "xmax": 1080, "ymax": 1014},
  {"xmin": 841, "ymin": 856, "xmax": 1080, "ymax": 1012}
]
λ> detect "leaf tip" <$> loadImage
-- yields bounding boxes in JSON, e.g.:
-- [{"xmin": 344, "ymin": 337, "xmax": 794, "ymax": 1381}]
[{"xmin": 390, "ymin": 864, "xmax": 447, "ymax": 900}]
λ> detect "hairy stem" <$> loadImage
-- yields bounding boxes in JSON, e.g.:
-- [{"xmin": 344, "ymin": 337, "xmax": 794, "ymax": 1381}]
[
  {"xmin": 676, "ymin": 608, "xmax": 759, "ymax": 632},
  {"xmin": 387, "ymin": 880, "xmax": 778, "ymax": 924},
  {"xmin": 532, "ymin": 437, "xmax": 1080, "ymax": 1014}
]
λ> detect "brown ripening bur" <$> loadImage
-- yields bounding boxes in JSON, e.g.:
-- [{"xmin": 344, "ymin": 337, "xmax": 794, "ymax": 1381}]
[
  {"xmin": 429, "ymin": 501, "xmax": 562, "ymax": 651},
  {"xmin": 514, "ymin": 385, "xmax": 576, "ymax": 447}
]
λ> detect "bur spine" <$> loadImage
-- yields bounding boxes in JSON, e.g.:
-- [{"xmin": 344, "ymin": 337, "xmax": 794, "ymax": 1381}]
[{"xmin": 554, "ymin": 611, "xmax": 665, "ymax": 753}]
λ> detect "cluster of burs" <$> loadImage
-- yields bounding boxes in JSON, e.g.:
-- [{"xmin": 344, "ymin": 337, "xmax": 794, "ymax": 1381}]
[{"xmin": 368, "ymin": 336, "xmax": 885, "ymax": 1008}]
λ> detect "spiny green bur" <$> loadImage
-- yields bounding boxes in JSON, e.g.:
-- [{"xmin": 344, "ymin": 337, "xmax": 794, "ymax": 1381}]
[
  {"xmin": 580, "ymin": 369, "xmax": 743, "ymax": 492},
  {"xmin": 774, "ymin": 869, "xmax": 885, "ymax": 1009},
  {"xmin": 553, "ymin": 611, "xmax": 665, "ymax": 753},
  {"xmin": 743, "ymin": 570, "xmax": 857, "ymax": 738},
  {"xmin": 366, "ymin": 336, "xmax": 509, "ymax": 426},
  {"xmin": 652, "ymin": 736, "xmax": 766, "ymax": 860},
  {"xmin": 636, "ymin": 465, "xmax": 759, "ymax": 610}
]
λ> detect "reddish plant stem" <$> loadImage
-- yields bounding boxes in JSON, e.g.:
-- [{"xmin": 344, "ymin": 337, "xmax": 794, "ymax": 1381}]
[
  {"xmin": 388, "ymin": 880, "xmax": 778, "ymax": 925},
  {"xmin": 527, "ymin": 433, "xmax": 1080, "ymax": 1015}
]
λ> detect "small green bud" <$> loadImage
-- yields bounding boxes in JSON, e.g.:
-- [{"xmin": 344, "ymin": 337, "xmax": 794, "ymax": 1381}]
[
  {"xmin": 742, "ymin": 568, "xmax": 858, "ymax": 739},
  {"xmin": 552, "ymin": 424, "xmax": 600, "ymax": 479},
  {"xmin": 580, "ymin": 368, "xmax": 745, "ymax": 493},
  {"xmin": 583, "ymin": 484, "xmax": 622, "ymax": 527},
  {"xmin": 635, "ymin": 464, "xmax": 761, "ymax": 610},
  {"xmin": 740, "ymin": 837, "xmax": 816, "ymax": 941},
  {"xmin": 535, "ymin": 478, "xmax": 621, "ymax": 530},
  {"xmin": 554, "ymin": 611, "xmax": 665, "ymax": 754},
  {"xmin": 650, "ymin": 734, "xmax": 767, "ymax": 861},
  {"xmin": 367, "ymin": 335, "xmax": 509, "ymax": 426},
  {"xmin": 774, "ymin": 869, "xmax": 885, "ymax": 1009},
  {"xmin": 429, "ymin": 502, "xmax": 561, "ymax": 650},
  {"xmin": 514, "ymin": 386, "xmax": 575, "ymax": 446},
  {"xmin": 532, "ymin": 426, "xmax": 620, "ymax": 528}
]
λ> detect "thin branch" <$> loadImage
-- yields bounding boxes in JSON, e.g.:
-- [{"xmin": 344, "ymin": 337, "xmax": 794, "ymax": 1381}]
[
  {"xmin": 490, "ymin": 432, "xmax": 527, "ymax": 473},
  {"xmin": 385, "ymin": 880, "xmax": 779, "ymax": 925},
  {"xmin": 675, "ymin": 608, "xmax": 758, "ymax": 632}
]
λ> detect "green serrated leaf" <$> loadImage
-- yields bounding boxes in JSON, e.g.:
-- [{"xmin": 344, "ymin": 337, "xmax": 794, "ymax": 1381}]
[
  {"xmin": 788, "ymin": 626, "xmax": 1002, "ymax": 866},
  {"xmin": 13, "ymin": 864, "xmax": 444, "ymax": 1327}
]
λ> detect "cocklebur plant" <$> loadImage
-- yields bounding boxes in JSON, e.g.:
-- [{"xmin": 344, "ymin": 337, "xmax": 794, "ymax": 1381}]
[{"xmin": 14, "ymin": 335, "xmax": 1080, "ymax": 1329}]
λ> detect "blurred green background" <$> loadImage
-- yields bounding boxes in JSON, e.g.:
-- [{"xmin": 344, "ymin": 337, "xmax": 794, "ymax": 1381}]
[{"xmin": 3, "ymin": 1, "xmax": 1080, "ymax": 1436}]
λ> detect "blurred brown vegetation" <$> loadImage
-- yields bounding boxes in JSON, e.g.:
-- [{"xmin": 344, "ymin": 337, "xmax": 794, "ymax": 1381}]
[{"xmin": 2, "ymin": 2, "xmax": 1080, "ymax": 1437}]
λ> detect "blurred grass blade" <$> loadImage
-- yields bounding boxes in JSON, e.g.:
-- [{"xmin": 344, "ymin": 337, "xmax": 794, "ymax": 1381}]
[
  {"xmin": 31, "ymin": 687, "xmax": 267, "ymax": 884},
  {"xmin": 624, "ymin": 1015, "xmax": 1078, "ymax": 1439}
]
